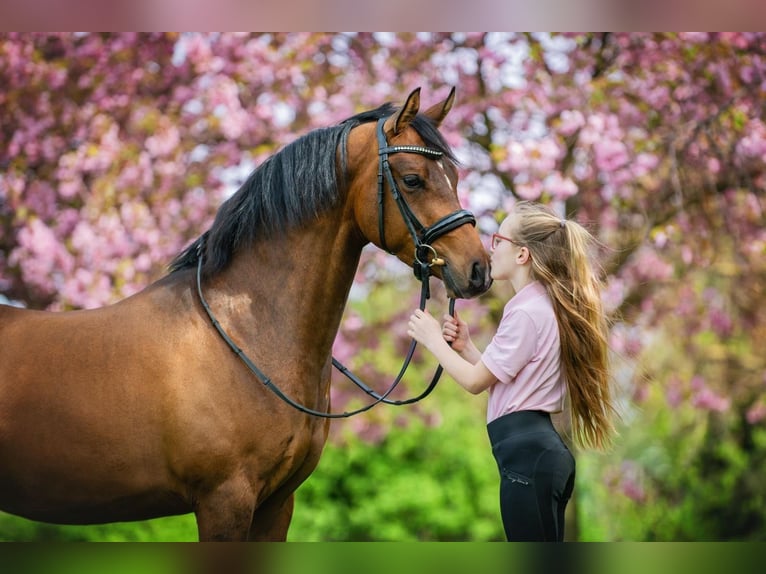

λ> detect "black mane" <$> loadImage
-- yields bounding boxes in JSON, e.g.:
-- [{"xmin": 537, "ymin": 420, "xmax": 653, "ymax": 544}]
[{"xmin": 168, "ymin": 102, "xmax": 457, "ymax": 275}]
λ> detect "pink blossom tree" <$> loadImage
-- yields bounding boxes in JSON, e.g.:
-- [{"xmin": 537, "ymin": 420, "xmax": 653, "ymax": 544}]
[{"xmin": 2, "ymin": 32, "xmax": 765, "ymax": 539}]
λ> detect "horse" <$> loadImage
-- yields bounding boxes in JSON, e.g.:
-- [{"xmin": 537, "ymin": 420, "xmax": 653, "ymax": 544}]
[{"xmin": 0, "ymin": 87, "xmax": 492, "ymax": 541}]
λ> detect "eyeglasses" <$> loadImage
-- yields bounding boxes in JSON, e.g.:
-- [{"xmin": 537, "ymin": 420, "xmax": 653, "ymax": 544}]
[{"xmin": 491, "ymin": 233, "xmax": 522, "ymax": 250}]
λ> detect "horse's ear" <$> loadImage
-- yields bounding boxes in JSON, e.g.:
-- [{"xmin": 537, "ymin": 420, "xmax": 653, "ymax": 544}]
[
  {"xmin": 422, "ymin": 86, "xmax": 456, "ymax": 127},
  {"xmin": 384, "ymin": 87, "xmax": 421, "ymax": 136}
]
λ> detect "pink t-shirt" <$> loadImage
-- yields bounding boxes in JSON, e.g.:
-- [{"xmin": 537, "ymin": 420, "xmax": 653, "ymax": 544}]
[{"xmin": 481, "ymin": 281, "xmax": 566, "ymax": 423}]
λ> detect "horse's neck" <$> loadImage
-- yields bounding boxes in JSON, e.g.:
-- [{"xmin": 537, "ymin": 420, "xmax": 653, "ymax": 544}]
[{"xmin": 204, "ymin": 215, "xmax": 364, "ymax": 366}]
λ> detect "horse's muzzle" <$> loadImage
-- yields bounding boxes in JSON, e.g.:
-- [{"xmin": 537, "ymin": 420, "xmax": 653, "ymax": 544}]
[{"xmin": 443, "ymin": 259, "xmax": 492, "ymax": 299}]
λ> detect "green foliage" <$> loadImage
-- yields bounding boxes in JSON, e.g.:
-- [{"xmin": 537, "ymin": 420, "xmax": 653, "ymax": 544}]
[
  {"xmin": 576, "ymin": 338, "xmax": 766, "ymax": 541},
  {"xmin": 580, "ymin": 407, "xmax": 766, "ymax": 541}
]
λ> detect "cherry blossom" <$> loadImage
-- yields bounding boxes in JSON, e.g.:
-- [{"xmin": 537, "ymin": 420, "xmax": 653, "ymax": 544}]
[{"xmin": 1, "ymin": 35, "xmax": 765, "ymax": 497}]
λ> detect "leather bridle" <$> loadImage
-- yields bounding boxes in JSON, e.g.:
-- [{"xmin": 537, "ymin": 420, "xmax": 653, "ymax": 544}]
[
  {"xmin": 374, "ymin": 118, "xmax": 476, "ymax": 283},
  {"xmin": 196, "ymin": 116, "xmax": 477, "ymax": 418}
]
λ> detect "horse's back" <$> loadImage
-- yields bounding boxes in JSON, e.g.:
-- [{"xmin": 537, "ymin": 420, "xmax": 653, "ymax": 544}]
[{"xmin": 0, "ymin": 297, "xmax": 171, "ymax": 393}]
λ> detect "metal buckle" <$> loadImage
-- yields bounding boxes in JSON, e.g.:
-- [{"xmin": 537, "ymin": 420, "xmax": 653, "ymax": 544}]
[{"xmin": 415, "ymin": 244, "xmax": 446, "ymax": 268}]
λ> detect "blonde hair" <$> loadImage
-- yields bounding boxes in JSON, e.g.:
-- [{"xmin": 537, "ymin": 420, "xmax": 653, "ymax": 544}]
[{"xmin": 512, "ymin": 201, "xmax": 616, "ymax": 450}]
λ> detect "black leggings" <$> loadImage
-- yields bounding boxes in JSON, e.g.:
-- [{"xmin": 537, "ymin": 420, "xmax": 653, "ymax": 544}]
[{"xmin": 487, "ymin": 410, "xmax": 576, "ymax": 541}]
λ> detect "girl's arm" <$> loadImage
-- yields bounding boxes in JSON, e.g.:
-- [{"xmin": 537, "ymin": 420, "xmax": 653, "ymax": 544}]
[{"xmin": 408, "ymin": 309, "xmax": 496, "ymax": 395}]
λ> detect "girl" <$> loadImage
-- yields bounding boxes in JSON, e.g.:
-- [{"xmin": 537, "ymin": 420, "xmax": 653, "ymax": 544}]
[{"xmin": 407, "ymin": 200, "xmax": 615, "ymax": 541}]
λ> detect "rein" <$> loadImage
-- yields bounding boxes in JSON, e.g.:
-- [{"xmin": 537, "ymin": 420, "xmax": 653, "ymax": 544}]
[
  {"xmin": 196, "ymin": 116, "xmax": 476, "ymax": 418},
  {"xmin": 196, "ymin": 255, "xmax": 452, "ymax": 418}
]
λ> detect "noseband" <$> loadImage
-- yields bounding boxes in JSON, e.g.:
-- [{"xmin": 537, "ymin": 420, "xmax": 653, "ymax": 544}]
[{"xmin": 197, "ymin": 115, "xmax": 478, "ymax": 418}]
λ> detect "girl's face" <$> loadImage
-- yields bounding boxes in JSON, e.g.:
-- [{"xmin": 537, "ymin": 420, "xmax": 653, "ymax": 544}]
[{"xmin": 489, "ymin": 214, "xmax": 523, "ymax": 281}]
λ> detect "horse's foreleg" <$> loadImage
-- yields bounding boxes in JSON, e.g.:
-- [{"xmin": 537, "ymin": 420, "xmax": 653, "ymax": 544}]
[
  {"xmin": 247, "ymin": 492, "xmax": 294, "ymax": 541},
  {"xmin": 194, "ymin": 476, "xmax": 256, "ymax": 541}
]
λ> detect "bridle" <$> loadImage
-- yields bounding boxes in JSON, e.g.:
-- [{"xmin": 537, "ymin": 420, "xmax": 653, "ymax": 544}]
[
  {"xmin": 373, "ymin": 118, "xmax": 476, "ymax": 284},
  {"xmin": 196, "ymin": 116, "xmax": 477, "ymax": 418}
]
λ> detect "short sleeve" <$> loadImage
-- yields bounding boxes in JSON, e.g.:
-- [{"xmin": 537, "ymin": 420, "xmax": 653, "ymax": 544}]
[{"xmin": 481, "ymin": 309, "xmax": 538, "ymax": 384}]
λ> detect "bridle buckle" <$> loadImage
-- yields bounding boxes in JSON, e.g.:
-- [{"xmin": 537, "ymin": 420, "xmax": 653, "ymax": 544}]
[{"xmin": 414, "ymin": 244, "xmax": 445, "ymax": 268}]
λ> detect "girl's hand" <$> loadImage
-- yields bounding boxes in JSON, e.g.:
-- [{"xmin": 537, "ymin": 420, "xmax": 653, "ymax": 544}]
[
  {"xmin": 442, "ymin": 311, "xmax": 470, "ymax": 353},
  {"xmin": 407, "ymin": 309, "xmax": 444, "ymax": 351}
]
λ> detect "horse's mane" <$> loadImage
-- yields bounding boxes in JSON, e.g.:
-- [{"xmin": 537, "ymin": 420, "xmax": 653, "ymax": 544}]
[{"xmin": 168, "ymin": 102, "xmax": 457, "ymax": 275}]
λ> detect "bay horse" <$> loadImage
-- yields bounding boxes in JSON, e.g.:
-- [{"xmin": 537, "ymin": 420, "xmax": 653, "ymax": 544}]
[{"xmin": 0, "ymin": 87, "xmax": 491, "ymax": 541}]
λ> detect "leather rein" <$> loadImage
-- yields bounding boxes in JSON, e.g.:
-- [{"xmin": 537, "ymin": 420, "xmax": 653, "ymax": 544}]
[{"xmin": 196, "ymin": 117, "xmax": 476, "ymax": 418}]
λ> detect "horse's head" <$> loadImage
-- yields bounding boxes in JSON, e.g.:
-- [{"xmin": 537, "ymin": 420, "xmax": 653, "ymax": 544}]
[{"xmin": 346, "ymin": 87, "xmax": 492, "ymax": 299}]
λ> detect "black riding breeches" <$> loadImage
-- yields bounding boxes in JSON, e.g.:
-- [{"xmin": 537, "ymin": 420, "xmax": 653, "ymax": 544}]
[{"xmin": 487, "ymin": 410, "xmax": 576, "ymax": 542}]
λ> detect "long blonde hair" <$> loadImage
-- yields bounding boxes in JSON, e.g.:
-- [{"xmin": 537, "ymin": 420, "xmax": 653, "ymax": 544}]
[{"xmin": 512, "ymin": 201, "xmax": 616, "ymax": 450}]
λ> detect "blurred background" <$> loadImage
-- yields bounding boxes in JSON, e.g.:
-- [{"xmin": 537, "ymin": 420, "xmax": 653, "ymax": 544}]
[{"xmin": 1, "ymin": 32, "xmax": 764, "ymax": 541}]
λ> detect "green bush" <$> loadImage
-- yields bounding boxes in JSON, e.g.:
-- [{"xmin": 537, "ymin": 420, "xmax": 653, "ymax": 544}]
[{"xmin": 574, "ymin": 331, "xmax": 766, "ymax": 542}]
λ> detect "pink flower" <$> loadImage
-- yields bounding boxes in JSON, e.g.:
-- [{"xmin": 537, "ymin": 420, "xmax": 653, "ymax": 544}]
[
  {"xmin": 690, "ymin": 375, "xmax": 705, "ymax": 392},
  {"xmin": 182, "ymin": 34, "xmax": 213, "ymax": 70},
  {"xmin": 709, "ymin": 308, "xmax": 734, "ymax": 338},
  {"xmin": 516, "ymin": 182, "xmax": 542, "ymax": 201},
  {"xmin": 619, "ymin": 461, "xmax": 646, "ymax": 503},
  {"xmin": 602, "ymin": 277, "xmax": 626, "ymax": 313},
  {"xmin": 692, "ymin": 387, "xmax": 731, "ymax": 413},
  {"xmin": 681, "ymin": 246, "xmax": 694, "ymax": 265},
  {"xmin": 747, "ymin": 402, "xmax": 766, "ymax": 425},
  {"xmin": 529, "ymin": 138, "xmax": 561, "ymax": 173},
  {"xmin": 145, "ymin": 122, "xmax": 180, "ymax": 157},
  {"xmin": 543, "ymin": 172, "xmax": 578, "ymax": 200},
  {"xmin": 609, "ymin": 323, "xmax": 644, "ymax": 357},
  {"xmin": 666, "ymin": 376, "xmax": 684, "ymax": 409},
  {"xmin": 594, "ymin": 139, "xmax": 629, "ymax": 172},
  {"xmin": 631, "ymin": 249, "xmax": 673, "ymax": 282},
  {"xmin": 24, "ymin": 181, "xmax": 57, "ymax": 219},
  {"xmin": 9, "ymin": 218, "xmax": 73, "ymax": 296},
  {"xmin": 504, "ymin": 141, "xmax": 527, "ymax": 172},
  {"xmin": 58, "ymin": 179, "xmax": 83, "ymax": 200},
  {"xmin": 679, "ymin": 33, "xmax": 709, "ymax": 43},
  {"xmin": 71, "ymin": 221, "xmax": 98, "ymax": 255},
  {"xmin": 59, "ymin": 268, "xmax": 113, "ymax": 309},
  {"xmin": 633, "ymin": 153, "xmax": 659, "ymax": 177},
  {"xmin": 558, "ymin": 110, "xmax": 585, "ymax": 136},
  {"xmin": 736, "ymin": 128, "xmax": 766, "ymax": 158}
]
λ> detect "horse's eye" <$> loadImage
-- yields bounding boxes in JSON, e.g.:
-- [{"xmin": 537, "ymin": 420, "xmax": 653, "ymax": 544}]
[{"xmin": 402, "ymin": 175, "xmax": 423, "ymax": 189}]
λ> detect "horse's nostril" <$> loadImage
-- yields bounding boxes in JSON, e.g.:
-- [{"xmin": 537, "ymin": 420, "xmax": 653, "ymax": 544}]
[{"xmin": 470, "ymin": 261, "xmax": 490, "ymax": 291}]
